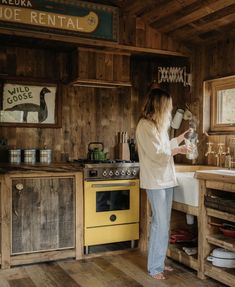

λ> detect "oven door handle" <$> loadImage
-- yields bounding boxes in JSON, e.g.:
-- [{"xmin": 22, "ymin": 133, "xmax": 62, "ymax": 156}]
[{"xmin": 91, "ymin": 182, "xmax": 137, "ymax": 188}]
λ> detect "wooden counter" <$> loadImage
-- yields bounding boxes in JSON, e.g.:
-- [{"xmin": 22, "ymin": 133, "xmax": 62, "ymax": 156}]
[
  {"xmin": 0, "ymin": 164, "xmax": 83, "ymax": 269},
  {"xmin": 175, "ymin": 164, "xmax": 219, "ymax": 172},
  {"xmin": 195, "ymin": 169, "xmax": 235, "ymax": 286},
  {"xmin": 0, "ymin": 163, "xmax": 83, "ymax": 174}
]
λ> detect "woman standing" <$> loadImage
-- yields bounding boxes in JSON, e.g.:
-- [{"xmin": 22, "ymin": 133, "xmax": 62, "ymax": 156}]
[{"xmin": 136, "ymin": 83, "xmax": 188, "ymax": 280}]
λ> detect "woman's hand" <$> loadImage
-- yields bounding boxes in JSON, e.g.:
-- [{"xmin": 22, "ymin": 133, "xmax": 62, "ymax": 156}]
[
  {"xmin": 172, "ymin": 145, "xmax": 189, "ymax": 156},
  {"xmin": 176, "ymin": 128, "xmax": 193, "ymax": 145}
]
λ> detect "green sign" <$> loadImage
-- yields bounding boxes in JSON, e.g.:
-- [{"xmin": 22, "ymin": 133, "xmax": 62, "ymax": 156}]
[{"xmin": 0, "ymin": 0, "xmax": 119, "ymax": 41}]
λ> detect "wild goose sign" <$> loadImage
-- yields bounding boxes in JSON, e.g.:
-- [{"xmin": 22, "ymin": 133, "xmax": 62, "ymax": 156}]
[
  {"xmin": 0, "ymin": 83, "xmax": 58, "ymax": 127},
  {"xmin": 0, "ymin": 0, "xmax": 118, "ymax": 41}
]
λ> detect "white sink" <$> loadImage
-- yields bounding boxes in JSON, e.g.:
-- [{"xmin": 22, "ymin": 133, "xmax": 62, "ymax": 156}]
[
  {"xmin": 174, "ymin": 172, "xmax": 199, "ymax": 207},
  {"xmin": 173, "ymin": 169, "xmax": 235, "ymax": 208}
]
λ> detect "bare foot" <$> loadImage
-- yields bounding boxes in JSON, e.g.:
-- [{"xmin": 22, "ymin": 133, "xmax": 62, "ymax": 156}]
[
  {"xmin": 151, "ymin": 272, "xmax": 166, "ymax": 280},
  {"xmin": 165, "ymin": 265, "xmax": 174, "ymax": 271}
]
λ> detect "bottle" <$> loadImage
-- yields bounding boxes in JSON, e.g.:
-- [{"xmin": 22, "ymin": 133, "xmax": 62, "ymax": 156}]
[
  {"xmin": 184, "ymin": 128, "xmax": 199, "ymax": 160},
  {"xmin": 224, "ymin": 147, "xmax": 232, "ymax": 169}
]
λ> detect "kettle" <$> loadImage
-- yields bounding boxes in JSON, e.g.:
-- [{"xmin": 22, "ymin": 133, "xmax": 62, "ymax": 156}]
[{"xmin": 87, "ymin": 142, "xmax": 108, "ymax": 161}]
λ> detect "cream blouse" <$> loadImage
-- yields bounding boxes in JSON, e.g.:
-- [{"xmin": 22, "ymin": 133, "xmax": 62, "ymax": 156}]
[{"xmin": 136, "ymin": 118, "xmax": 178, "ymax": 190}]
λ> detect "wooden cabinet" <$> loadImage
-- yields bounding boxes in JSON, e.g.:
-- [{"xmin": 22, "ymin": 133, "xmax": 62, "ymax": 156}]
[
  {"xmin": 167, "ymin": 202, "xmax": 199, "ymax": 271},
  {"xmin": 0, "ymin": 170, "xmax": 83, "ymax": 269},
  {"xmin": 196, "ymin": 171, "xmax": 235, "ymax": 287},
  {"xmin": 69, "ymin": 48, "xmax": 131, "ymax": 87},
  {"xmin": 12, "ymin": 177, "xmax": 75, "ymax": 254}
]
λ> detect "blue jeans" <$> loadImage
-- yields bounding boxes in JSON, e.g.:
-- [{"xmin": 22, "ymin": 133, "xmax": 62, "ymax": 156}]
[{"xmin": 146, "ymin": 188, "xmax": 173, "ymax": 276}]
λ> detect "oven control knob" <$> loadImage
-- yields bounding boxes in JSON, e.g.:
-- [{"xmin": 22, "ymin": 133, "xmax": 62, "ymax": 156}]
[
  {"xmin": 110, "ymin": 214, "xmax": 117, "ymax": 222},
  {"xmin": 132, "ymin": 169, "xmax": 137, "ymax": 176},
  {"xmin": 115, "ymin": 170, "xmax": 120, "ymax": 176},
  {"xmin": 126, "ymin": 169, "xmax": 131, "ymax": 176},
  {"xmin": 103, "ymin": 170, "xmax": 108, "ymax": 177},
  {"xmin": 109, "ymin": 170, "xmax": 113, "ymax": 176},
  {"xmin": 121, "ymin": 170, "xmax": 125, "ymax": 176}
]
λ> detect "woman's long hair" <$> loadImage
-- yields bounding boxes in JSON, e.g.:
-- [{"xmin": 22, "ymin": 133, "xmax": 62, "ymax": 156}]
[{"xmin": 140, "ymin": 85, "xmax": 172, "ymax": 134}]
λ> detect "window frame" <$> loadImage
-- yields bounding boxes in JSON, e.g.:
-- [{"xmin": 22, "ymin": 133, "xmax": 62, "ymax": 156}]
[{"xmin": 204, "ymin": 75, "xmax": 235, "ymax": 134}]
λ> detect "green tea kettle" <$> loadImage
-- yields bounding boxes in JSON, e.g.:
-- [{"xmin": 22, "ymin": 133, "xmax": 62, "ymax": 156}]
[{"xmin": 87, "ymin": 142, "xmax": 108, "ymax": 161}]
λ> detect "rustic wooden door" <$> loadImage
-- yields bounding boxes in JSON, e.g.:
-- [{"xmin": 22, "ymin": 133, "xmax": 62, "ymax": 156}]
[{"xmin": 11, "ymin": 177, "xmax": 75, "ymax": 254}]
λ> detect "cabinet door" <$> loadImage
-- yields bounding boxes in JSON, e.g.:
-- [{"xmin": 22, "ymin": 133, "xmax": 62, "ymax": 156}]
[
  {"xmin": 12, "ymin": 177, "xmax": 75, "ymax": 254},
  {"xmin": 71, "ymin": 48, "xmax": 131, "ymax": 84}
]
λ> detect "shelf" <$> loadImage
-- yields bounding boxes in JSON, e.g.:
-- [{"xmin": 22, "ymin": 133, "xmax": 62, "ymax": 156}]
[
  {"xmin": 206, "ymin": 180, "xmax": 235, "ymax": 192},
  {"xmin": 172, "ymin": 202, "xmax": 198, "ymax": 216},
  {"xmin": 207, "ymin": 208, "xmax": 235, "ymax": 222},
  {"xmin": 204, "ymin": 262, "xmax": 235, "ymax": 286},
  {"xmin": 207, "ymin": 234, "xmax": 235, "ymax": 252},
  {"xmin": 167, "ymin": 244, "xmax": 198, "ymax": 271},
  {"xmin": 0, "ymin": 27, "xmax": 188, "ymax": 58},
  {"xmin": 70, "ymin": 78, "xmax": 132, "ymax": 88}
]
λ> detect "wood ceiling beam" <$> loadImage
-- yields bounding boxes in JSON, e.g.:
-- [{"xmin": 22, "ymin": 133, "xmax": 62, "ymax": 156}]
[
  {"xmin": 140, "ymin": 0, "xmax": 197, "ymax": 25},
  {"xmin": 170, "ymin": 22, "xmax": 235, "ymax": 45},
  {"xmin": 190, "ymin": 23, "xmax": 235, "ymax": 45},
  {"xmin": 151, "ymin": 0, "xmax": 235, "ymax": 33},
  {"xmin": 168, "ymin": 6, "xmax": 235, "ymax": 42},
  {"xmin": 121, "ymin": 0, "xmax": 162, "ymax": 16}
]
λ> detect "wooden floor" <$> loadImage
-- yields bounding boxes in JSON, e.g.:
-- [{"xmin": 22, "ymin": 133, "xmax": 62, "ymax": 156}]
[{"xmin": 0, "ymin": 251, "xmax": 226, "ymax": 287}]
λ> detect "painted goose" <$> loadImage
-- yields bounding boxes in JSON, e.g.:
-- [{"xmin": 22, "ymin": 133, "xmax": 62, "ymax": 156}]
[{"xmin": 6, "ymin": 87, "xmax": 51, "ymax": 123}]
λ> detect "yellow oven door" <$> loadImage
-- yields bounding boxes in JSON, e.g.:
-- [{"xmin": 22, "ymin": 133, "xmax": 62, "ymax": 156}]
[
  {"xmin": 84, "ymin": 179, "xmax": 139, "ymax": 245},
  {"xmin": 84, "ymin": 179, "xmax": 139, "ymax": 227}
]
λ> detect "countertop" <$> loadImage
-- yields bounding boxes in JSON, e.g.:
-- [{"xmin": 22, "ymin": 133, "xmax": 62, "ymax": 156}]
[
  {"xmin": 195, "ymin": 169, "xmax": 235, "ymax": 183},
  {"xmin": 0, "ymin": 163, "xmax": 220, "ymax": 175},
  {"xmin": 175, "ymin": 164, "xmax": 219, "ymax": 173},
  {"xmin": 0, "ymin": 162, "xmax": 83, "ymax": 174}
]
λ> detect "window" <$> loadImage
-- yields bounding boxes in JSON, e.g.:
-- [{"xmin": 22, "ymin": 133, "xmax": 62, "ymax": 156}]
[
  {"xmin": 204, "ymin": 75, "xmax": 235, "ymax": 133},
  {"xmin": 216, "ymin": 87, "xmax": 235, "ymax": 124}
]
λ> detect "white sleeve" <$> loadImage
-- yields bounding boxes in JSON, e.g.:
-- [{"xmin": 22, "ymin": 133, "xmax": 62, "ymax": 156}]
[{"xmin": 170, "ymin": 138, "xmax": 179, "ymax": 150}]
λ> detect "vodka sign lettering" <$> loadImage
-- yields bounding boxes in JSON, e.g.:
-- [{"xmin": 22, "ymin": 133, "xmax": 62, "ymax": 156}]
[{"xmin": 0, "ymin": 0, "xmax": 119, "ymax": 41}]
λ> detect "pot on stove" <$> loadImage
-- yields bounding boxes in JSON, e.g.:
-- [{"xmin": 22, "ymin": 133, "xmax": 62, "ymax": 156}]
[{"xmin": 87, "ymin": 142, "xmax": 108, "ymax": 161}]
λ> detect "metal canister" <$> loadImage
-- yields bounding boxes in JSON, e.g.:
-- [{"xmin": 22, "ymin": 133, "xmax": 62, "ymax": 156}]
[
  {"xmin": 24, "ymin": 149, "xmax": 36, "ymax": 164},
  {"xmin": 9, "ymin": 149, "xmax": 21, "ymax": 164},
  {"xmin": 40, "ymin": 149, "xmax": 52, "ymax": 164}
]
